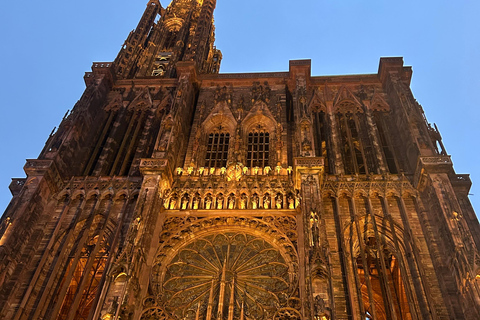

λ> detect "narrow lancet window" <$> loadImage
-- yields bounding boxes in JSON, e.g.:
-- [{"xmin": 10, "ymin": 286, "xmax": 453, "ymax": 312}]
[
  {"xmin": 373, "ymin": 112, "xmax": 398, "ymax": 174},
  {"xmin": 313, "ymin": 111, "xmax": 332, "ymax": 174},
  {"xmin": 336, "ymin": 112, "xmax": 367, "ymax": 174}
]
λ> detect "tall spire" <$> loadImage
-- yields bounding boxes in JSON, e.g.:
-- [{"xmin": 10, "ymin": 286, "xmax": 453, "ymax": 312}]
[
  {"xmin": 114, "ymin": 0, "xmax": 162, "ymax": 78},
  {"xmin": 114, "ymin": 0, "xmax": 221, "ymax": 79}
]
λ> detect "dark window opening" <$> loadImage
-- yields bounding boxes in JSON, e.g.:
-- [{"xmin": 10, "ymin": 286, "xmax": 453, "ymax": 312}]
[
  {"xmin": 336, "ymin": 112, "xmax": 367, "ymax": 174},
  {"xmin": 205, "ymin": 133, "xmax": 230, "ymax": 168},
  {"xmin": 313, "ymin": 111, "xmax": 332, "ymax": 174},
  {"xmin": 247, "ymin": 132, "xmax": 269, "ymax": 168},
  {"xmin": 374, "ymin": 112, "xmax": 398, "ymax": 174}
]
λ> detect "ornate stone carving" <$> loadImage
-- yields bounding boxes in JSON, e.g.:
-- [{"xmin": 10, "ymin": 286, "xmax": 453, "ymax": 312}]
[{"xmin": 155, "ymin": 232, "xmax": 295, "ymax": 319}]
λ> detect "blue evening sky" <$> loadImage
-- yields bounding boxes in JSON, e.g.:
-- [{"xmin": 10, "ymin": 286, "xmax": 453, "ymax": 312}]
[{"xmin": 0, "ymin": 0, "xmax": 479, "ymax": 215}]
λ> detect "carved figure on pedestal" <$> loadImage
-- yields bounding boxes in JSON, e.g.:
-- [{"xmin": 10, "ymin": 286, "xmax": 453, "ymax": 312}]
[
  {"xmin": 181, "ymin": 194, "xmax": 189, "ymax": 210},
  {"xmin": 240, "ymin": 194, "xmax": 247, "ymax": 209},
  {"xmin": 263, "ymin": 194, "xmax": 271, "ymax": 209},
  {"xmin": 205, "ymin": 194, "xmax": 213, "ymax": 210},
  {"xmin": 216, "ymin": 194, "xmax": 224, "ymax": 209},
  {"xmin": 169, "ymin": 195, "xmax": 178, "ymax": 210},
  {"xmin": 288, "ymin": 194, "xmax": 295, "ymax": 209},
  {"xmin": 252, "ymin": 194, "xmax": 259, "ymax": 209},
  {"xmin": 228, "ymin": 194, "xmax": 235, "ymax": 209},
  {"xmin": 192, "ymin": 194, "xmax": 200, "ymax": 210},
  {"xmin": 276, "ymin": 194, "xmax": 283, "ymax": 209},
  {"xmin": 314, "ymin": 295, "xmax": 331, "ymax": 320},
  {"xmin": 309, "ymin": 211, "xmax": 320, "ymax": 247}
]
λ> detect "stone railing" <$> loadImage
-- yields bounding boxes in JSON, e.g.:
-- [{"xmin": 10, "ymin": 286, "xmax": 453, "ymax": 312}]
[
  {"xmin": 419, "ymin": 156, "xmax": 452, "ymax": 165},
  {"xmin": 140, "ymin": 159, "xmax": 168, "ymax": 169},
  {"xmin": 294, "ymin": 157, "xmax": 324, "ymax": 168},
  {"xmin": 174, "ymin": 165, "xmax": 292, "ymax": 179},
  {"xmin": 23, "ymin": 159, "xmax": 55, "ymax": 176}
]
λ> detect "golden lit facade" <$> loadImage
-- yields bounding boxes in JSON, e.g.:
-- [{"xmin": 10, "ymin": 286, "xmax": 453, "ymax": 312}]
[{"xmin": 0, "ymin": 0, "xmax": 480, "ymax": 319}]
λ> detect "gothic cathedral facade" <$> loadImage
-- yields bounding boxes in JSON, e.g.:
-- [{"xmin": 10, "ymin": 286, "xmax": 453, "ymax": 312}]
[{"xmin": 1, "ymin": 1, "xmax": 479, "ymax": 319}]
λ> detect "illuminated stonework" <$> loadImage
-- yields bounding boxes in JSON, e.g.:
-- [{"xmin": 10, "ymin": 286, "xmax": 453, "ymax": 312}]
[
  {"xmin": 155, "ymin": 232, "xmax": 294, "ymax": 319},
  {"xmin": 1, "ymin": 0, "xmax": 479, "ymax": 319}
]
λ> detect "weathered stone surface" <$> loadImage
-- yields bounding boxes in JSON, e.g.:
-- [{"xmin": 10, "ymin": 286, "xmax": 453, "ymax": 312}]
[{"xmin": 1, "ymin": 1, "xmax": 479, "ymax": 320}]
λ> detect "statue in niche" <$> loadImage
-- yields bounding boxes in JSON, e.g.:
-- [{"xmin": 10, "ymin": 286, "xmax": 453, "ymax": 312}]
[
  {"xmin": 157, "ymin": 120, "xmax": 173, "ymax": 152},
  {"xmin": 228, "ymin": 196, "xmax": 235, "ymax": 209},
  {"xmin": 309, "ymin": 211, "xmax": 320, "ymax": 247},
  {"xmin": 217, "ymin": 195, "xmax": 224, "ymax": 209},
  {"xmin": 288, "ymin": 196, "xmax": 295, "ymax": 209},
  {"xmin": 314, "ymin": 296, "xmax": 330, "ymax": 320},
  {"xmin": 275, "ymin": 195, "xmax": 283, "ymax": 209},
  {"xmin": 240, "ymin": 195, "xmax": 247, "ymax": 209},
  {"xmin": 252, "ymin": 194, "xmax": 259, "ymax": 209},
  {"xmin": 181, "ymin": 196, "xmax": 189, "ymax": 210},
  {"xmin": 205, "ymin": 196, "xmax": 212, "ymax": 210},
  {"xmin": 263, "ymin": 196, "xmax": 270, "ymax": 209},
  {"xmin": 236, "ymin": 96, "xmax": 245, "ymax": 121},
  {"xmin": 191, "ymin": 129, "xmax": 202, "ymax": 163},
  {"xmin": 169, "ymin": 197, "xmax": 177, "ymax": 210},
  {"xmin": 193, "ymin": 197, "xmax": 199, "ymax": 210}
]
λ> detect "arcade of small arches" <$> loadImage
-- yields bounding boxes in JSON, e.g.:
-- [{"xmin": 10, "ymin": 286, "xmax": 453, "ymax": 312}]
[
  {"xmin": 164, "ymin": 191, "xmax": 300, "ymax": 210},
  {"xmin": 174, "ymin": 164, "xmax": 291, "ymax": 177}
]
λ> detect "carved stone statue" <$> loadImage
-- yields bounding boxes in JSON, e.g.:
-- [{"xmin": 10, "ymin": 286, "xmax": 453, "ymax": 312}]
[
  {"xmin": 240, "ymin": 195, "xmax": 247, "ymax": 209},
  {"xmin": 309, "ymin": 211, "xmax": 320, "ymax": 247},
  {"xmin": 228, "ymin": 196, "xmax": 235, "ymax": 209},
  {"xmin": 263, "ymin": 196, "xmax": 270, "ymax": 209},
  {"xmin": 314, "ymin": 295, "xmax": 330, "ymax": 320},
  {"xmin": 276, "ymin": 195, "xmax": 283, "ymax": 209},
  {"xmin": 193, "ymin": 198, "xmax": 199, "ymax": 210},
  {"xmin": 252, "ymin": 195, "xmax": 259, "ymax": 209},
  {"xmin": 205, "ymin": 197, "xmax": 212, "ymax": 210},
  {"xmin": 288, "ymin": 196, "xmax": 295, "ymax": 209},
  {"xmin": 217, "ymin": 196, "xmax": 224, "ymax": 209},
  {"xmin": 182, "ymin": 197, "xmax": 189, "ymax": 210},
  {"xmin": 169, "ymin": 198, "xmax": 177, "ymax": 210}
]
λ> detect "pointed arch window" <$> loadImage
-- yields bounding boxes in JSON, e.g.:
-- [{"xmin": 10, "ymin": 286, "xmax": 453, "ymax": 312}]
[
  {"xmin": 313, "ymin": 110, "xmax": 332, "ymax": 174},
  {"xmin": 205, "ymin": 132, "xmax": 230, "ymax": 168},
  {"xmin": 58, "ymin": 236, "xmax": 109, "ymax": 320},
  {"xmin": 373, "ymin": 111, "xmax": 398, "ymax": 174},
  {"xmin": 335, "ymin": 111, "xmax": 380, "ymax": 175},
  {"xmin": 247, "ymin": 131, "xmax": 269, "ymax": 168},
  {"xmin": 356, "ymin": 240, "xmax": 411, "ymax": 320}
]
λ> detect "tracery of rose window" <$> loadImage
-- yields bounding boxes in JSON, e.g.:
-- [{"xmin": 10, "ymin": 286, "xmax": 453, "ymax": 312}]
[{"xmin": 154, "ymin": 232, "xmax": 295, "ymax": 320}]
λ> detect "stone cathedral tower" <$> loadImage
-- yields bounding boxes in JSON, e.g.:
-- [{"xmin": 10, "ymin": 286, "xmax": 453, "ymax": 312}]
[{"xmin": 1, "ymin": 1, "xmax": 479, "ymax": 319}]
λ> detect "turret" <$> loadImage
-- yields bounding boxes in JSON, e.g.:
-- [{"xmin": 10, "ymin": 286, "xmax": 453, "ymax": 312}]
[{"xmin": 114, "ymin": 0, "xmax": 221, "ymax": 80}]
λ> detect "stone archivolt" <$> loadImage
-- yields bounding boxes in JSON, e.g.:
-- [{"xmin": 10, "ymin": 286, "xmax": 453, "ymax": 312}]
[{"xmin": 150, "ymin": 216, "xmax": 299, "ymax": 320}]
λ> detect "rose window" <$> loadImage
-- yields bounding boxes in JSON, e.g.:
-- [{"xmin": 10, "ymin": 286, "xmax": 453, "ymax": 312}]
[{"xmin": 153, "ymin": 232, "xmax": 296, "ymax": 320}]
